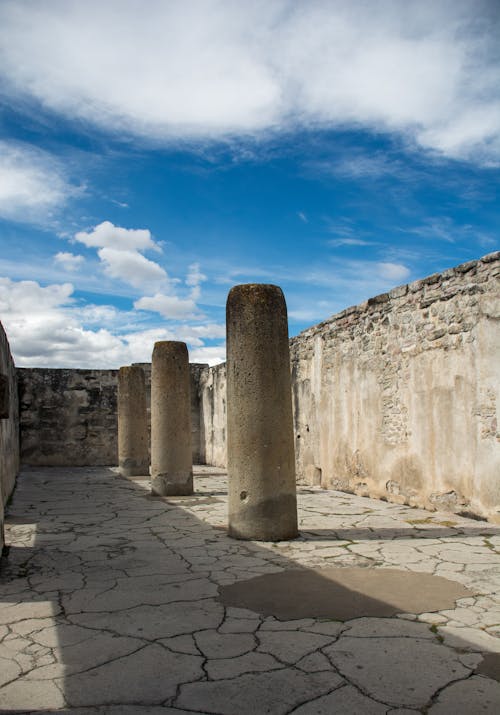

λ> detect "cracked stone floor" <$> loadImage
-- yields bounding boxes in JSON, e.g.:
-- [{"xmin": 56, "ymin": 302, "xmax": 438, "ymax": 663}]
[{"xmin": 1, "ymin": 465, "xmax": 500, "ymax": 714}]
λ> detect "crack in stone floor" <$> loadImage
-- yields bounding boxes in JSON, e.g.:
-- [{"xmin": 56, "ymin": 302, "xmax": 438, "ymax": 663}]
[{"xmin": 0, "ymin": 465, "xmax": 499, "ymax": 713}]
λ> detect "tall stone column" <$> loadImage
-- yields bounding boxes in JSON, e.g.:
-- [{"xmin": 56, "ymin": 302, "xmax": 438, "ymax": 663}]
[
  {"xmin": 117, "ymin": 365, "xmax": 149, "ymax": 477},
  {"xmin": 226, "ymin": 284, "xmax": 298, "ymax": 540},
  {"xmin": 150, "ymin": 341, "xmax": 193, "ymax": 496}
]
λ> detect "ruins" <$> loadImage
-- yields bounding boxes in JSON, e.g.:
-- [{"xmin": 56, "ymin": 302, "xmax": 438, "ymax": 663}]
[
  {"xmin": 4, "ymin": 251, "xmax": 497, "ymax": 537},
  {"xmin": 0, "ymin": 253, "xmax": 499, "ymax": 711}
]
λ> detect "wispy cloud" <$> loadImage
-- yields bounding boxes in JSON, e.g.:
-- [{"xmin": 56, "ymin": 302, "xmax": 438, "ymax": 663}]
[
  {"xmin": 406, "ymin": 217, "xmax": 458, "ymax": 243},
  {"xmin": 403, "ymin": 216, "xmax": 497, "ymax": 248},
  {"xmin": 325, "ymin": 217, "xmax": 378, "ymax": 248},
  {"xmin": 310, "ymin": 152, "xmax": 410, "ymax": 181},
  {"xmin": 1, "ymin": 1, "xmax": 499, "ymax": 163},
  {"xmin": 0, "ymin": 141, "xmax": 79, "ymax": 223},
  {"xmin": 186, "ymin": 261, "xmax": 207, "ymax": 300},
  {"xmin": 329, "ymin": 238, "xmax": 373, "ymax": 247}
]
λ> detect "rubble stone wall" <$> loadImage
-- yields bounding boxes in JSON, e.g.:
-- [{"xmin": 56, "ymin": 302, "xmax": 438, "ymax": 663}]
[
  {"xmin": 18, "ymin": 368, "xmax": 119, "ymax": 466},
  {"xmin": 0, "ymin": 321, "xmax": 20, "ymax": 553},
  {"xmin": 18, "ymin": 363, "xmax": 207, "ymax": 468}
]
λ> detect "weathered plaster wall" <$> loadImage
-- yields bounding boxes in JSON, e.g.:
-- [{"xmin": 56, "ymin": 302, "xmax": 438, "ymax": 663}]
[
  {"xmin": 18, "ymin": 363, "xmax": 208, "ymax": 467},
  {"xmin": 199, "ymin": 362, "xmax": 227, "ymax": 468},
  {"xmin": 198, "ymin": 252, "xmax": 500, "ymax": 522},
  {"xmin": 289, "ymin": 252, "xmax": 500, "ymax": 522},
  {"xmin": 0, "ymin": 321, "xmax": 20, "ymax": 553}
]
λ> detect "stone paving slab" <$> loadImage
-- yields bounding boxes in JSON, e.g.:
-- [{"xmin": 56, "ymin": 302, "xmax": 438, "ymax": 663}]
[{"xmin": 0, "ymin": 466, "xmax": 499, "ymax": 713}]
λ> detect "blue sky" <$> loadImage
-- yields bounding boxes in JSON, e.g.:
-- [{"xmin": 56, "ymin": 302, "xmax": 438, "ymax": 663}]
[{"xmin": 0, "ymin": 0, "xmax": 499, "ymax": 367}]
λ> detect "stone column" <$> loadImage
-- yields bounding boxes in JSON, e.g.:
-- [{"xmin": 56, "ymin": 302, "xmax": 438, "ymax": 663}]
[
  {"xmin": 226, "ymin": 284, "xmax": 298, "ymax": 540},
  {"xmin": 117, "ymin": 365, "xmax": 149, "ymax": 477},
  {"xmin": 150, "ymin": 341, "xmax": 193, "ymax": 496}
]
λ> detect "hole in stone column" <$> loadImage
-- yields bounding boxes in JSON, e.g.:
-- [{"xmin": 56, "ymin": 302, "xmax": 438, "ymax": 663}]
[{"xmin": 240, "ymin": 491, "xmax": 248, "ymax": 501}]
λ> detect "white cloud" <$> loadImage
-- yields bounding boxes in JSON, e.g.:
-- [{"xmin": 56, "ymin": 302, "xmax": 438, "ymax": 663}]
[
  {"xmin": 54, "ymin": 252, "xmax": 84, "ymax": 272},
  {"xmin": 68, "ymin": 222, "xmax": 209, "ymax": 321},
  {"xmin": 74, "ymin": 220, "xmax": 158, "ymax": 252},
  {"xmin": 0, "ymin": 277, "xmax": 224, "ymax": 367},
  {"xmin": 123, "ymin": 328, "xmax": 176, "ymax": 362},
  {"xmin": 176, "ymin": 323, "xmax": 226, "ymax": 346},
  {"xmin": 72, "ymin": 221, "xmax": 169, "ymax": 291},
  {"xmin": 0, "ymin": 277, "xmax": 74, "ymax": 314},
  {"xmin": 189, "ymin": 345, "xmax": 226, "ymax": 365},
  {"xmin": 0, "ymin": 278, "xmax": 125, "ymax": 367},
  {"xmin": 377, "ymin": 262, "xmax": 410, "ymax": 283},
  {"xmin": 0, "ymin": 1, "xmax": 499, "ymax": 162},
  {"xmin": 0, "ymin": 141, "xmax": 75, "ymax": 221},
  {"xmin": 134, "ymin": 292, "xmax": 201, "ymax": 320},
  {"xmin": 97, "ymin": 247, "xmax": 167, "ymax": 289}
]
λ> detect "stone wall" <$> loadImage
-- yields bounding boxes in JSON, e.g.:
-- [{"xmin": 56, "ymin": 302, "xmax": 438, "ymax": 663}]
[
  {"xmin": 18, "ymin": 368, "xmax": 119, "ymax": 466},
  {"xmin": 0, "ymin": 321, "xmax": 20, "ymax": 553},
  {"xmin": 18, "ymin": 363, "xmax": 208, "ymax": 468},
  {"xmin": 289, "ymin": 252, "xmax": 500, "ymax": 522},
  {"xmin": 199, "ymin": 362, "xmax": 227, "ymax": 468},
  {"xmin": 198, "ymin": 252, "xmax": 500, "ymax": 523}
]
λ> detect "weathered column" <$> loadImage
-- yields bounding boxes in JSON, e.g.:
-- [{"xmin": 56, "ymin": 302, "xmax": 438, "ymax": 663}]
[
  {"xmin": 226, "ymin": 284, "xmax": 298, "ymax": 540},
  {"xmin": 117, "ymin": 365, "xmax": 149, "ymax": 476},
  {"xmin": 150, "ymin": 341, "xmax": 193, "ymax": 496}
]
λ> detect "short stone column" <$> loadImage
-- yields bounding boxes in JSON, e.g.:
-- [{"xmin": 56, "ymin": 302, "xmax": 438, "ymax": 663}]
[
  {"xmin": 150, "ymin": 341, "xmax": 193, "ymax": 496},
  {"xmin": 117, "ymin": 365, "xmax": 149, "ymax": 477},
  {"xmin": 226, "ymin": 284, "xmax": 298, "ymax": 540}
]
